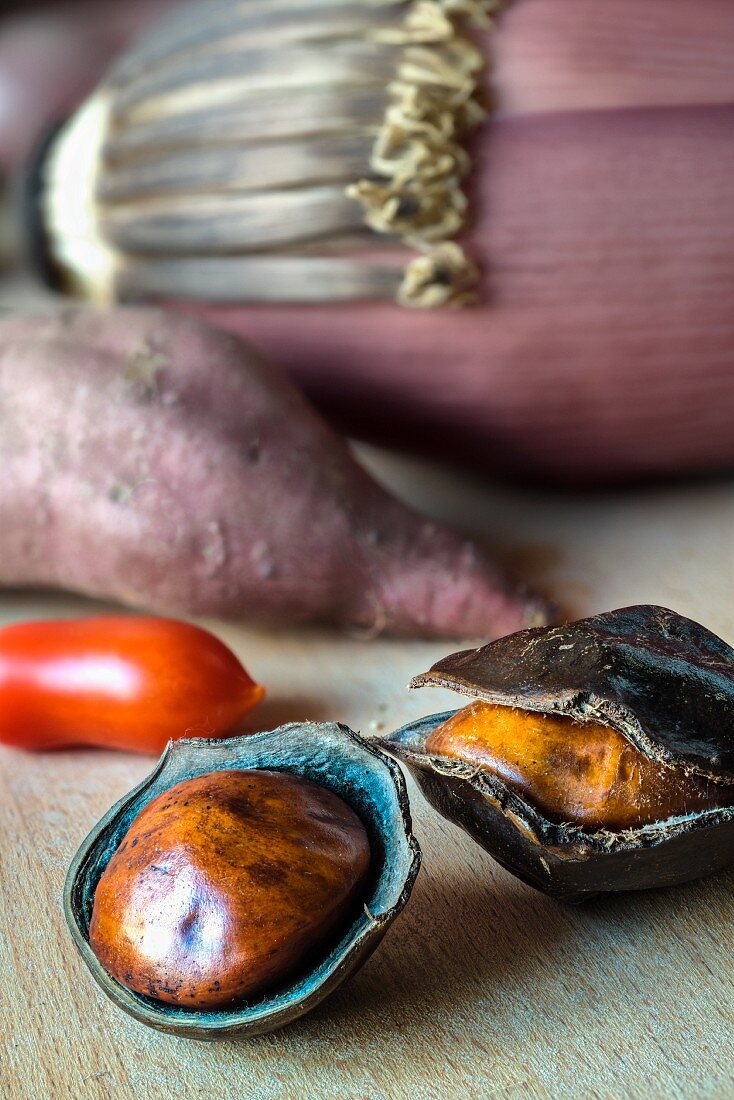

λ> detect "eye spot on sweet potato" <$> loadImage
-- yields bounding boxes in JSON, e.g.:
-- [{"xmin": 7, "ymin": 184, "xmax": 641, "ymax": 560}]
[{"xmin": 245, "ymin": 440, "xmax": 262, "ymax": 464}]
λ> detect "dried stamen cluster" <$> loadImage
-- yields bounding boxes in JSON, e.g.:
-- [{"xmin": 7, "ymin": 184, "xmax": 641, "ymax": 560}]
[{"xmin": 43, "ymin": 0, "xmax": 502, "ymax": 308}]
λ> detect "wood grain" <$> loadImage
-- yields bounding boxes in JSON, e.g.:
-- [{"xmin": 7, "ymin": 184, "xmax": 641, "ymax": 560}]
[{"xmin": 2, "ymin": 449, "xmax": 734, "ymax": 1099}]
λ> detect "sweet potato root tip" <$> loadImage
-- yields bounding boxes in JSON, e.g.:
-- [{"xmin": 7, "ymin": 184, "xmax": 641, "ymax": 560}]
[{"xmin": 0, "ymin": 307, "xmax": 548, "ymax": 638}]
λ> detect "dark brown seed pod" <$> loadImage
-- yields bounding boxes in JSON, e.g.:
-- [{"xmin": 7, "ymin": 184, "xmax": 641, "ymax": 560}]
[
  {"xmin": 378, "ymin": 606, "xmax": 734, "ymax": 902},
  {"xmin": 65, "ymin": 722, "xmax": 420, "ymax": 1039}
]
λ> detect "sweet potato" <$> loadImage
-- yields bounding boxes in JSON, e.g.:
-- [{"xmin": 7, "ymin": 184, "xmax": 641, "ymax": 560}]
[{"xmin": 0, "ymin": 307, "xmax": 547, "ymax": 637}]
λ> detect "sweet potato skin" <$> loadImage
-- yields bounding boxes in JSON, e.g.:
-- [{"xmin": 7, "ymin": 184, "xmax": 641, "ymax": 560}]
[{"xmin": 0, "ymin": 307, "xmax": 545, "ymax": 637}]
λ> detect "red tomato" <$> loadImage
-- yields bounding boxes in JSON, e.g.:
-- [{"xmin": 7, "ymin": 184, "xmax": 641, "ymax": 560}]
[{"xmin": 0, "ymin": 616, "xmax": 264, "ymax": 754}]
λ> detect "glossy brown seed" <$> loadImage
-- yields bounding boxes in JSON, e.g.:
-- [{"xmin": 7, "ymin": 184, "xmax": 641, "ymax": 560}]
[
  {"xmin": 89, "ymin": 769, "xmax": 371, "ymax": 1008},
  {"xmin": 426, "ymin": 701, "xmax": 731, "ymax": 831}
]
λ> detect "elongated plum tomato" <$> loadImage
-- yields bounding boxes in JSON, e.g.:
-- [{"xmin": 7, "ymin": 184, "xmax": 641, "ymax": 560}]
[{"xmin": 0, "ymin": 617, "xmax": 264, "ymax": 754}]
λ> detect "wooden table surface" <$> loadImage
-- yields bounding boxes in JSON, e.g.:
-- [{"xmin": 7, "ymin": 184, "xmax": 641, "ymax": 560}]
[{"xmin": 2, "ymin": 445, "xmax": 734, "ymax": 1100}]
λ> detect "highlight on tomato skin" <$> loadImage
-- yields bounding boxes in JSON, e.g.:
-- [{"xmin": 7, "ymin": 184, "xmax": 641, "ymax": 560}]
[{"xmin": 0, "ymin": 616, "xmax": 265, "ymax": 754}]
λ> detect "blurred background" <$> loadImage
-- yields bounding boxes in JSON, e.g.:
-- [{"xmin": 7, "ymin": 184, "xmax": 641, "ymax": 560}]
[
  {"xmin": 2, "ymin": 0, "xmax": 734, "ymax": 488},
  {"xmin": 2, "ymin": 0, "xmax": 734, "ymax": 638}
]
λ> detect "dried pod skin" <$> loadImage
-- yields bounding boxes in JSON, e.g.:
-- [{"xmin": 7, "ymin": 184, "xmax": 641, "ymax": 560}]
[
  {"xmin": 413, "ymin": 605, "xmax": 734, "ymax": 780},
  {"xmin": 65, "ymin": 723, "xmax": 420, "ymax": 1038},
  {"xmin": 89, "ymin": 770, "xmax": 371, "ymax": 1008},
  {"xmin": 380, "ymin": 606, "xmax": 734, "ymax": 902}
]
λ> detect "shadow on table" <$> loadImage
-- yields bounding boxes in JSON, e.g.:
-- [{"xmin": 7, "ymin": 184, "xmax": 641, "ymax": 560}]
[
  {"xmin": 237, "ymin": 694, "xmax": 332, "ymax": 732},
  {"xmin": 220, "ymin": 855, "xmax": 734, "ymax": 1055}
]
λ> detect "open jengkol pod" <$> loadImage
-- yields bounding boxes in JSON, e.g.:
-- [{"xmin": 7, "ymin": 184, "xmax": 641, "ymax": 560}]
[
  {"xmin": 378, "ymin": 606, "xmax": 734, "ymax": 902},
  {"xmin": 65, "ymin": 722, "xmax": 420, "ymax": 1039}
]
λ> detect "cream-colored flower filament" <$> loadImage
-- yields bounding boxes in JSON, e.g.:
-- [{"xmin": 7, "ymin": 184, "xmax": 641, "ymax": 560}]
[{"xmin": 43, "ymin": 0, "xmax": 501, "ymax": 307}]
